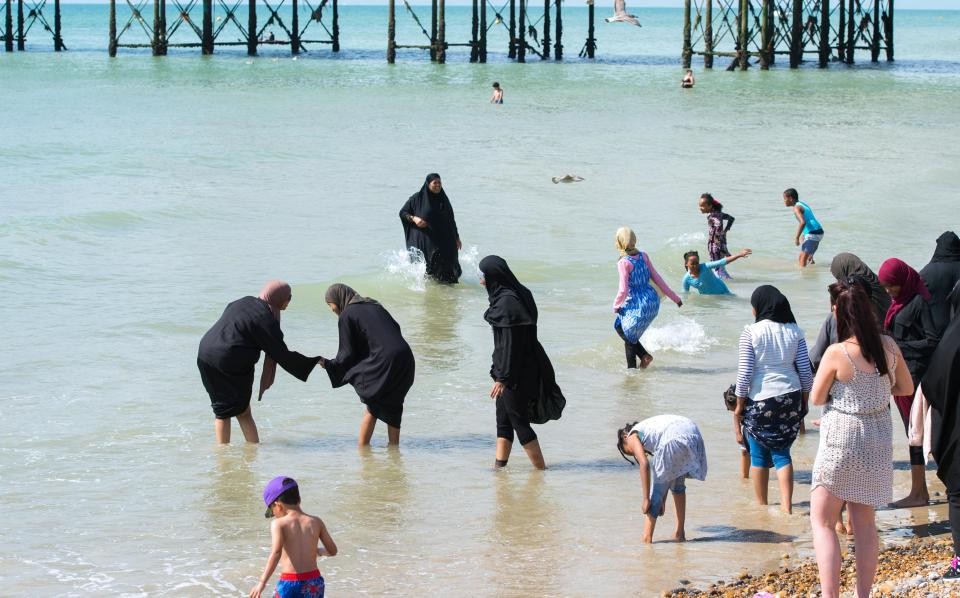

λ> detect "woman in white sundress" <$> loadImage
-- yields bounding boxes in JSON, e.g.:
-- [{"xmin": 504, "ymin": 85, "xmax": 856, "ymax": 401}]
[{"xmin": 810, "ymin": 280, "xmax": 913, "ymax": 598}]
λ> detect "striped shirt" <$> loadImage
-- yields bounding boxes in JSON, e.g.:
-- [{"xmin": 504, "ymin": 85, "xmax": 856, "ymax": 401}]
[{"xmin": 736, "ymin": 320, "xmax": 813, "ymax": 401}]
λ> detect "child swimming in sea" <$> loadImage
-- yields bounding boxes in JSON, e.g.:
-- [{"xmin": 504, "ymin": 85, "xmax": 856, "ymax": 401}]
[
  {"xmin": 681, "ymin": 69, "xmax": 695, "ymax": 88},
  {"xmin": 698, "ymin": 193, "xmax": 736, "ymax": 279},
  {"xmin": 490, "ymin": 82, "xmax": 503, "ymax": 104},
  {"xmin": 617, "ymin": 415, "xmax": 708, "ymax": 543},
  {"xmin": 782, "ymin": 187, "xmax": 824, "ymax": 268},
  {"xmin": 250, "ymin": 476, "xmax": 338, "ymax": 598},
  {"xmin": 682, "ymin": 248, "xmax": 752, "ymax": 295},
  {"xmin": 724, "ymin": 384, "xmax": 751, "ymax": 479}
]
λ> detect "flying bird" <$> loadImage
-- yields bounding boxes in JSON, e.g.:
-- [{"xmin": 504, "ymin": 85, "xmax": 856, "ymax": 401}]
[{"xmin": 605, "ymin": 0, "xmax": 641, "ymax": 27}]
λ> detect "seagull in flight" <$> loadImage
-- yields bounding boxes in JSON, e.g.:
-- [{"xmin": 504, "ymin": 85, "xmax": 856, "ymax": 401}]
[{"xmin": 605, "ymin": 0, "xmax": 641, "ymax": 26}]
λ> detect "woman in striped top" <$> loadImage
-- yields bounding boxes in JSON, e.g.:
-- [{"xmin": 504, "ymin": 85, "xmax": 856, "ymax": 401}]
[{"xmin": 733, "ymin": 285, "xmax": 813, "ymax": 514}]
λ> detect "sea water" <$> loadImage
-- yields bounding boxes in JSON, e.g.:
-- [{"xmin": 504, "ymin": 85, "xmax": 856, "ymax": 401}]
[{"xmin": 1, "ymin": 6, "xmax": 959, "ymax": 596}]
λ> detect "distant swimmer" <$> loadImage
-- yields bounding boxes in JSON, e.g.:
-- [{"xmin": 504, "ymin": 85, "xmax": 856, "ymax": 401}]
[
  {"xmin": 604, "ymin": 0, "xmax": 641, "ymax": 26},
  {"xmin": 551, "ymin": 174, "xmax": 585, "ymax": 184},
  {"xmin": 681, "ymin": 69, "xmax": 695, "ymax": 88},
  {"xmin": 490, "ymin": 82, "xmax": 503, "ymax": 104}
]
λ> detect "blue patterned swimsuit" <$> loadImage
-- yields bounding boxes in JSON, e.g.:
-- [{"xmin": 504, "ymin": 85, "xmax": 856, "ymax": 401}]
[{"xmin": 614, "ymin": 253, "xmax": 661, "ymax": 344}]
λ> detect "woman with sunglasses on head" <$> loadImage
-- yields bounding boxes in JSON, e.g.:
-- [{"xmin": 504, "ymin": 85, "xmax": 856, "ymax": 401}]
[{"xmin": 616, "ymin": 415, "xmax": 707, "ymax": 543}]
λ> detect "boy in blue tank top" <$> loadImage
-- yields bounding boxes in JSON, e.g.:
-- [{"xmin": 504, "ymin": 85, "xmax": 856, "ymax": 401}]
[{"xmin": 783, "ymin": 187, "xmax": 824, "ymax": 268}]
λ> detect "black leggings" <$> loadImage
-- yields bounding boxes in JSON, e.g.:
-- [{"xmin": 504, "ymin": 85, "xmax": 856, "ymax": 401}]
[
  {"xmin": 496, "ymin": 386, "xmax": 537, "ymax": 446},
  {"xmin": 615, "ymin": 321, "xmax": 649, "ymax": 368},
  {"xmin": 950, "ymin": 488, "xmax": 960, "ymax": 557}
]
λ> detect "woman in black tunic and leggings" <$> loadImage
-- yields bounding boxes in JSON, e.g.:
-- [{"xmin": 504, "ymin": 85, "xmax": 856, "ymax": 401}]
[{"xmin": 480, "ymin": 256, "xmax": 565, "ymax": 470}]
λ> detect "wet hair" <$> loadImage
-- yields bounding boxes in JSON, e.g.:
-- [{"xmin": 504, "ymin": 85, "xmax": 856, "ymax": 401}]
[
  {"xmin": 492, "ymin": 81, "xmax": 500, "ymax": 88},
  {"xmin": 617, "ymin": 421, "xmax": 640, "ymax": 465},
  {"xmin": 783, "ymin": 188, "xmax": 799, "ymax": 201},
  {"xmin": 699, "ymin": 193, "xmax": 723, "ymax": 211},
  {"xmin": 723, "ymin": 384, "xmax": 737, "ymax": 411},
  {"xmin": 830, "ymin": 280, "xmax": 889, "ymax": 375},
  {"xmin": 275, "ymin": 486, "xmax": 301, "ymax": 506},
  {"xmin": 683, "ymin": 250, "xmax": 699, "ymax": 269}
]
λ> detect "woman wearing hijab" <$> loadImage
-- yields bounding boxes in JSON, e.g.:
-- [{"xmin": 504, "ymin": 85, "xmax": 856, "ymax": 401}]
[
  {"xmin": 612, "ymin": 227, "xmax": 682, "ymax": 369},
  {"xmin": 733, "ymin": 285, "xmax": 813, "ymax": 513},
  {"xmin": 320, "ymin": 284, "xmax": 416, "ymax": 447},
  {"xmin": 920, "ymin": 231, "xmax": 960, "ymax": 336},
  {"xmin": 399, "ymin": 173, "xmax": 462, "ymax": 284},
  {"xmin": 879, "ymin": 258, "xmax": 941, "ymax": 507},
  {"xmin": 480, "ymin": 255, "xmax": 565, "ymax": 470},
  {"xmin": 809, "ymin": 280, "xmax": 913, "ymax": 598},
  {"xmin": 809, "ymin": 253, "xmax": 891, "ymax": 370},
  {"xmin": 922, "ymin": 300, "xmax": 960, "ymax": 580},
  {"xmin": 198, "ymin": 281, "xmax": 322, "ymax": 444}
]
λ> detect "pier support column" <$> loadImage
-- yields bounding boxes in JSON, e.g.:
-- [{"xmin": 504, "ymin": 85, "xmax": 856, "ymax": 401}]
[
  {"xmin": 883, "ymin": 0, "xmax": 892, "ymax": 61},
  {"xmin": 585, "ymin": 0, "xmax": 595, "ymax": 58},
  {"xmin": 845, "ymin": 0, "xmax": 854, "ymax": 63},
  {"xmin": 437, "ymin": 0, "xmax": 445, "ymax": 62},
  {"xmin": 247, "ymin": 0, "xmax": 257, "ymax": 55},
  {"xmin": 108, "ymin": 0, "xmax": 116, "ymax": 55},
  {"xmin": 737, "ymin": 0, "xmax": 748, "ymax": 69},
  {"xmin": 152, "ymin": 0, "xmax": 161, "ymax": 55},
  {"xmin": 508, "ymin": 0, "xmax": 515, "ymax": 58},
  {"xmin": 541, "ymin": 0, "xmax": 549, "ymax": 60},
  {"xmin": 818, "ymin": 0, "xmax": 829, "ymax": 66},
  {"xmin": 430, "ymin": 0, "xmax": 437, "ymax": 60},
  {"xmin": 331, "ymin": 0, "xmax": 339, "ymax": 51},
  {"xmin": 291, "ymin": 0, "xmax": 300, "ymax": 54},
  {"xmin": 4, "ymin": 0, "xmax": 11, "ymax": 52},
  {"xmin": 760, "ymin": 0, "xmax": 771, "ymax": 68},
  {"xmin": 704, "ymin": 0, "xmax": 713, "ymax": 68},
  {"xmin": 387, "ymin": 0, "xmax": 395, "ymax": 62},
  {"xmin": 837, "ymin": 0, "xmax": 845, "ymax": 62},
  {"xmin": 470, "ymin": 0, "xmax": 478, "ymax": 61},
  {"xmin": 16, "ymin": 0, "xmax": 23, "ymax": 50},
  {"xmin": 54, "ymin": 0, "xmax": 62, "ymax": 50},
  {"xmin": 682, "ymin": 0, "xmax": 691, "ymax": 68},
  {"xmin": 517, "ymin": 0, "xmax": 524, "ymax": 62},
  {"xmin": 479, "ymin": 0, "xmax": 486, "ymax": 62},
  {"xmin": 553, "ymin": 0, "xmax": 561, "ymax": 59},
  {"xmin": 202, "ymin": 0, "xmax": 212, "ymax": 54},
  {"xmin": 789, "ymin": 0, "xmax": 802, "ymax": 67},
  {"xmin": 870, "ymin": 0, "xmax": 879, "ymax": 61}
]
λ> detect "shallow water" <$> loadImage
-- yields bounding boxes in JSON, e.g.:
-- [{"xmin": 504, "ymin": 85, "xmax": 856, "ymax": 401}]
[{"xmin": 1, "ymin": 5, "xmax": 959, "ymax": 596}]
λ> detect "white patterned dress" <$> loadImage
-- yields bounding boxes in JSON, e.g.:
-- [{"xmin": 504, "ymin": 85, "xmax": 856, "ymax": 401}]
[{"xmin": 811, "ymin": 344, "xmax": 895, "ymax": 508}]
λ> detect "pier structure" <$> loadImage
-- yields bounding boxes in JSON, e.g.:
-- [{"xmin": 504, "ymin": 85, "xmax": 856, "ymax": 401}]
[
  {"xmin": 2, "ymin": 0, "xmax": 65, "ymax": 51},
  {"xmin": 681, "ymin": 0, "xmax": 894, "ymax": 69},
  {"xmin": 107, "ymin": 0, "xmax": 339, "ymax": 56},
  {"xmin": 387, "ymin": 0, "xmax": 565, "ymax": 64}
]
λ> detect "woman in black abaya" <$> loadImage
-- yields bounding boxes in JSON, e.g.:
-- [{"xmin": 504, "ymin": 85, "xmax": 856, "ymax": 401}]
[
  {"xmin": 399, "ymin": 173, "xmax": 462, "ymax": 284},
  {"xmin": 321, "ymin": 284, "xmax": 416, "ymax": 447},
  {"xmin": 480, "ymin": 255, "xmax": 565, "ymax": 470}
]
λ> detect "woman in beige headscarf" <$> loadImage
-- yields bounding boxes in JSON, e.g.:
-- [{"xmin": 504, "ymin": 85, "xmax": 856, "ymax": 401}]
[
  {"xmin": 612, "ymin": 227, "xmax": 682, "ymax": 369},
  {"xmin": 198, "ymin": 280, "xmax": 321, "ymax": 444}
]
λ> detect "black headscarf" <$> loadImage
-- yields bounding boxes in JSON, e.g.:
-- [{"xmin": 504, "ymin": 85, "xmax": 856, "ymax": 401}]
[
  {"xmin": 480, "ymin": 255, "xmax": 537, "ymax": 327},
  {"xmin": 923, "ymin": 313, "xmax": 960, "ymax": 491},
  {"xmin": 930, "ymin": 231, "xmax": 960, "ymax": 263},
  {"xmin": 324, "ymin": 283, "xmax": 379, "ymax": 314},
  {"xmin": 751, "ymin": 285, "xmax": 797, "ymax": 324},
  {"xmin": 830, "ymin": 252, "xmax": 891, "ymax": 326}
]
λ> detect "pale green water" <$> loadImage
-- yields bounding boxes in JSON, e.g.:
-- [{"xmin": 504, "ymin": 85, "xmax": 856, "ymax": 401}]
[{"xmin": 1, "ymin": 7, "xmax": 960, "ymax": 596}]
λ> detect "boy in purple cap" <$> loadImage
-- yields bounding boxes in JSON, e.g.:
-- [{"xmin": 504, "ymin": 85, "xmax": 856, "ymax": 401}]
[{"xmin": 250, "ymin": 476, "xmax": 338, "ymax": 598}]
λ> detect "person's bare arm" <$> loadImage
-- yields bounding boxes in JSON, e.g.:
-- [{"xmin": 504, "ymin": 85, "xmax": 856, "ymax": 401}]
[
  {"xmin": 725, "ymin": 248, "xmax": 752, "ymax": 265},
  {"xmin": 628, "ymin": 435, "xmax": 652, "ymax": 514},
  {"xmin": 250, "ymin": 520, "xmax": 285, "ymax": 598},
  {"xmin": 317, "ymin": 518, "xmax": 338, "ymax": 557},
  {"xmin": 810, "ymin": 346, "xmax": 837, "ymax": 406},
  {"xmin": 734, "ymin": 397, "xmax": 746, "ymax": 443}
]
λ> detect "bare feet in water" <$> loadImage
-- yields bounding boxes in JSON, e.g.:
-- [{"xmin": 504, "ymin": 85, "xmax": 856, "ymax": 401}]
[{"xmin": 640, "ymin": 354, "xmax": 653, "ymax": 368}]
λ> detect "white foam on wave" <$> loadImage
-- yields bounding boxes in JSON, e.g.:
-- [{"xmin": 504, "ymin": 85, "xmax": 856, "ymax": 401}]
[
  {"xmin": 382, "ymin": 245, "xmax": 483, "ymax": 290},
  {"xmin": 383, "ymin": 248, "xmax": 428, "ymax": 291},
  {"xmin": 666, "ymin": 231, "xmax": 706, "ymax": 246},
  {"xmin": 640, "ymin": 317, "xmax": 717, "ymax": 354}
]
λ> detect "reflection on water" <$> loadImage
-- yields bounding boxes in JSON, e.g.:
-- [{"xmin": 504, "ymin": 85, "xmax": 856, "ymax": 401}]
[
  {"xmin": 204, "ymin": 445, "xmax": 260, "ymax": 539},
  {"xmin": 408, "ymin": 284, "xmax": 468, "ymax": 369}
]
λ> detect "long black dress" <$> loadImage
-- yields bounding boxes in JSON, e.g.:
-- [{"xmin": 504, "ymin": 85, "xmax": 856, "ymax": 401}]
[
  {"xmin": 399, "ymin": 175, "xmax": 462, "ymax": 284},
  {"xmin": 921, "ymin": 231, "xmax": 960, "ymax": 336},
  {"xmin": 890, "ymin": 294, "xmax": 941, "ymax": 386},
  {"xmin": 324, "ymin": 302, "xmax": 416, "ymax": 428},
  {"xmin": 198, "ymin": 296, "xmax": 320, "ymax": 418},
  {"xmin": 481, "ymin": 256, "xmax": 565, "ymax": 446}
]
